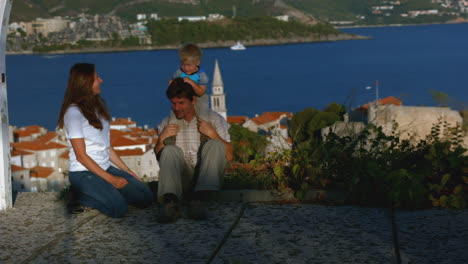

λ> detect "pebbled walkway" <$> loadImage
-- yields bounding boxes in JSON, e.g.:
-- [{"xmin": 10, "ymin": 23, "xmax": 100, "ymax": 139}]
[{"xmin": 0, "ymin": 192, "xmax": 467, "ymax": 264}]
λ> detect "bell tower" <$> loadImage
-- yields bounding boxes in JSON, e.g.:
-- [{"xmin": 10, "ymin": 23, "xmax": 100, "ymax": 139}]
[{"xmin": 210, "ymin": 59, "xmax": 227, "ymax": 119}]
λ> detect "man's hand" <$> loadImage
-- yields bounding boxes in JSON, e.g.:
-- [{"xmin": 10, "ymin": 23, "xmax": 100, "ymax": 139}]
[
  {"xmin": 160, "ymin": 124, "xmax": 179, "ymax": 141},
  {"xmin": 197, "ymin": 118, "xmax": 215, "ymax": 138}
]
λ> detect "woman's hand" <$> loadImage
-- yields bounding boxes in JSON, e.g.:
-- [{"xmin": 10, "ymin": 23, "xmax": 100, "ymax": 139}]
[
  {"xmin": 126, "ymin": 169, "xmax": 142, "ymax": 182},
  {"xmin": 109, "ymin": 176, "xmax": 128, "ymax": 189}
]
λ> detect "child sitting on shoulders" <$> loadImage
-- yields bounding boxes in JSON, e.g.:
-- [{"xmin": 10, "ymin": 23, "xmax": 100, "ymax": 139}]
[{"xmin": 166, "ymin": 43, "xmax": 210, "ymax": 144}]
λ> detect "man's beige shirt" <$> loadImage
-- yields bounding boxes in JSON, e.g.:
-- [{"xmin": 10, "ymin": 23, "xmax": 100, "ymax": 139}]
[{"xmin": 158, "ymin": 110, "xmax": 230, "ymax": 168}]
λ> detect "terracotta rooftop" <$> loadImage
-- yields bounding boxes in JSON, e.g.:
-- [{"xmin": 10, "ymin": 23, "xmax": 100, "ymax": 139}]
[
  {"xmin": 110, "ymin": 129, "xmax": 129, "ymax": 138},
  {"xmin": 11, "ymin": 164, "xmax": 28, "ymax": 172},
  {"xmin": 111, "ymin": 118, "xmax": 136, "ymax": 126},
  {"xmin": 250, "ymin": 112, "xmax": 293, "ymax": 125},
  {"xmin": 12, "ymin": 141, "xmax": 67, "ymax": 151},
  {"xmin": 35, "ymin": 132, "xmax": 58, "ymax": 143},
  {"xmin": 114, "ymin": 148, "xmax": 144, "ymax": 156},
  {"xmin": 358, "ymin": 96, "xmax": 402, "ymax": 110},
  {"xmin": 129, "ymin": 127, "xmax": 143, "ymax": 132},
  {"xmin": 134, "ymin": 138, "xmax": 150, "ymax": 145},
  {"xmin": 111, "ymin": 136, "xmax": 143, "ymax": 147},
  {"xmin": 227, "ymin": 116, "xmax": 248, "ymax": 125},
  {"xmin": 129, "ymin": 130, "xmax": 158, "ymax": 137},
  {"xmin": 60, "ymin": 151, "xmax": 69, "ymax": 159},
  {"xmin": 30, "ymin": 166, "xmax": 54, "ymax": 178},
  {"xmin": 11, "ymin": 149, "xmax": 34, "ymax": 156},
  {"xmin": 14, "ymin": 125, "xmax": 44, "ymax": 138}
]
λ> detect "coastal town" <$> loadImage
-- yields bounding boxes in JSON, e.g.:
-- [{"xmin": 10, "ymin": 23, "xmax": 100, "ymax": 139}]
[
  {"xmin": 8, "ymin": 60, "xmax": 466, "ymax": 194},
  {"xmin": 5, "ymin": 0, "xmax": 468, "ymax": 53},
  {"xmin": 8, "ymin": 60, "xmax": 295, "ymax": 193}
]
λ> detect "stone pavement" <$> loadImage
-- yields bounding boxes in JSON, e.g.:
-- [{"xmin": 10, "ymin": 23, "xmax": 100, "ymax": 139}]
[{"xmin": 0, "ymin": 192, "xmax": 467, "ymax": 264}]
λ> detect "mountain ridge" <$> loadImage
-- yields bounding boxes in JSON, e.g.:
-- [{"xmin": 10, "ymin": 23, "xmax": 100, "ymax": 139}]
[{"xmin": 10, "ymin": 0, "xmax": 462, "ymax": 24}]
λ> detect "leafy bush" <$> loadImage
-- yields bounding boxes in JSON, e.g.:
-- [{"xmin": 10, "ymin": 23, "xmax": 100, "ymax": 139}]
[{"xmin": 304, "ymin": 120, "xmax": 467, "ymax": 208}]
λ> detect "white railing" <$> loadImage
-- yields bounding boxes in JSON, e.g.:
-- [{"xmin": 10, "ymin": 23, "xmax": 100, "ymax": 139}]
[{"xmin": 0, "ymin": 0, "xmax": 13, "ymax": 210}]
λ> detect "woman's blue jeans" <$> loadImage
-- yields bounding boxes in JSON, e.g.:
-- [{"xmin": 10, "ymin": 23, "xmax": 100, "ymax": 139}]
[{"xmin": 69, "ymin": 166, "xmax": 153, "ymax": 218}]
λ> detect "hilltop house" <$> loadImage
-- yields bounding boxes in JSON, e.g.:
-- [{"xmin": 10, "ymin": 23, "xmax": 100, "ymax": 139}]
[
  {"xmin": 11, "ymin": 165, "xmax": 31, "ymax": 192},
  {"xmin": 240, "ymin": 111, "xmax": 293, "ymax": 152},
  {"xmin": 322, "ymin": 96, "xmax": 464, "ymax": 144},
  {"xmin": 115, "ymin": 148, "xmax": 159, "ymax": 181},
  {"xmin": 110, "ymin": 117, "xmax": 137, "ymax": 130},
  {"xmin": 243, "ymin": 112, "xmax": 292, "ymax": 137},
  {"xmin": 30, "ymin": 166, "xmax": 64, "ymax": 192},
  {"xmin": 109, "ymin": 120, "xmax": 160, "ymax": 182},
  {"xmin": 13, "ymin": 125, "xmax": 48, "ymax": 142}
]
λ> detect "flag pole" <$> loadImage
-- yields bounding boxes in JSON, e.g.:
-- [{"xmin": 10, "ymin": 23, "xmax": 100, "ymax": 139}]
[{"xmin": 375, "ymin": 80, "xmax": 379, "ymax": 102}]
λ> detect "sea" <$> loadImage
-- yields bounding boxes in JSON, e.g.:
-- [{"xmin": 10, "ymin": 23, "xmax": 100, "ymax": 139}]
[{"xmin": 6, "ymin": 23, "xmax": 468, "ymax": 130}]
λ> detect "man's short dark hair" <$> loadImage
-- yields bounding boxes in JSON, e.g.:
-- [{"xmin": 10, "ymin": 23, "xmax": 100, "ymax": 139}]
[{"xmin": 166, "ymin": 77, "xmax": 196, "ymax": 100}]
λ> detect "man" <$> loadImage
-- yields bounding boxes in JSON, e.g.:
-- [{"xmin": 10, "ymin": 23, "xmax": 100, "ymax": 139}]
[{"xmin": 155, "ymin": 78, "xmax": 233, "ymax": 223}]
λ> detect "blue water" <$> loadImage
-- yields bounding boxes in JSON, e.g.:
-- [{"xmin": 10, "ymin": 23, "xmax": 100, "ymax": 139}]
[{"xmin": 6, "ymin": 23, "xmax": 468, "ymax": 130}]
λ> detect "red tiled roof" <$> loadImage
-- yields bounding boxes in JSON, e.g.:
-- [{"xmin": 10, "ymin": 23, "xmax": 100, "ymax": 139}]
[
  {"xmin": 250, "ymin": 112, "xmax": 292, "ymax": 125},
  {"xmin": 115, "ymin": 148, "xmax": 144, "ymax": 156},
  {"xmin": 110, "ymin": 129, "xmax": 129, "ymax": 137},
  {"xmin": 134, "ymin": 138, "xmax": 150, "ymax": 144},
  {"xmin": 12, "ymin": 141, "xmax": 67, "ymax": 151},
  {"xmin": 227, "ymin": 116, "xmax": 248, "ymax": 124},
  {"xmin": 60, "ymin": 151, "xmax": 69, "ymax": 159},
  {"xmin": 111, "ymin": 118, "xmax": 136, "ymax": 126},
  {"xmin": 358, "ymin": 96, "xmax": 402, "ymax": 110},
  {"xmin": 36, "ymin": 132, "xmax": 57, "ymax": 143},
  {"xmin": 130, "ymin": 131, "xmax": 158, "ymax": 138},
  {"xmin": 129, "ymin": 127, "xmax": 143, "ymax": 132},
  {"xmin": 11, "ymin": 164, "xmax": 28, "ymax": 172},
  {"xmin": 111, "ymin": 136, "xmax": 142, "ymax": 147},
  {"xmin": 14, "ymin": 125, "xmax": 44, "ymax": 138},
  {"xmin": 30, "ymin": 166, "xmax": 54, "ymax": 178},
  {"xmin": 11, "ymin": 149, "xmax": 34, "ymax": 156}
]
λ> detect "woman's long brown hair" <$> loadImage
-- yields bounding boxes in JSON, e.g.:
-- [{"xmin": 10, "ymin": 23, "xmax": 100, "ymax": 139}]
[{"xmin": 57, "ymin": 63, "xmax": 110, "ymax": 130}]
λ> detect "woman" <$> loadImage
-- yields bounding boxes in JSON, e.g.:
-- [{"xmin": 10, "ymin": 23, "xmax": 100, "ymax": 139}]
[{"xmin": 58, "ymin": 63, "xmax": 152, "ymax": 218}]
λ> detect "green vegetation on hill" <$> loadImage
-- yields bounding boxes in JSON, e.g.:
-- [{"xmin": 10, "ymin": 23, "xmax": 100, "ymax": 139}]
[
  {"xmin": 283, "ymin": 0, "xmax": 375, "ymax": 21},
  {"xmin": 11, "ymin": 0, "xmax": 461, "ymax": 25},
  {"xmin": 11, "ymin": 0, "xmax": 283, "ymax": 22},
  {"xmin": 146, "ymin": 17, "xmax": 339, "ymax": 46},
  {"xmin": 228, "ymin": 100, "xmax": 467, "ymax": 209},
  {"xmin": 116, "ymin": 0, "xmax": 283, "ymax": 22},
  {"xmin": 284, "ymin": 0, "xmax": 456, "ymax": 24}
]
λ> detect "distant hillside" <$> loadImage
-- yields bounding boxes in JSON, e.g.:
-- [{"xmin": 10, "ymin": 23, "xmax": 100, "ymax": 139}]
[
  {"xmin": 10, "ymin": 0, "xmax": 462, "ymax": 24},
  {"xmin": 11, "ymin": 0, "xmax": 304, "ymax": 22}
]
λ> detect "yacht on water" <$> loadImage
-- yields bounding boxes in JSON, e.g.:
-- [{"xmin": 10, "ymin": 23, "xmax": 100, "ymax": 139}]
[{"xmin": 230, "ymin": 41, "xmax": 246, "ymax": 51}]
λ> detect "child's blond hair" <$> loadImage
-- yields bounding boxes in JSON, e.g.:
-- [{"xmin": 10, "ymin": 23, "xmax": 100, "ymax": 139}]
[{"xmin": 179, "ymin": 43, "xmax": 202, "ymax": 63}]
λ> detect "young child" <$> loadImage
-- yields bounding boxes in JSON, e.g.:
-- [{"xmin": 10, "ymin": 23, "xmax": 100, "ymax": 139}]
[{"xmin": 166, "ymin": 43, "xmax": 210, "ymax": 144}]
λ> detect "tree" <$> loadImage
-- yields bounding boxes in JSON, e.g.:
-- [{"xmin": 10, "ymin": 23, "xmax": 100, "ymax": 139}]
[
  {"xmin": 429, "ymin": 89, "xmax": 450, "ymax": 107},
  {"xmin": 290, "ymin": 105, "xmax": 342, "ymax": 147},
  {"xmin": 323, "ymin": 103, "xmax": 346, "ymax": 118},
  {"xmin": 229, "ymin": 124, "xmax": 268, "ymax": 163}
]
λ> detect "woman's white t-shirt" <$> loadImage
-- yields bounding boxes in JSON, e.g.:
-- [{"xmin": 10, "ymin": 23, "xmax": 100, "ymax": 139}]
[{"xmin": 64, "ymin": 105, "xmax": 111, "ymax": 172}]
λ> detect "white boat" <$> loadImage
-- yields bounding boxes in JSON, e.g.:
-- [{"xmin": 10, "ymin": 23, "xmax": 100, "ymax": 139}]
[{"xmin": 230, "ymin": 42, "xmax": 246, "ymax": 51}]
